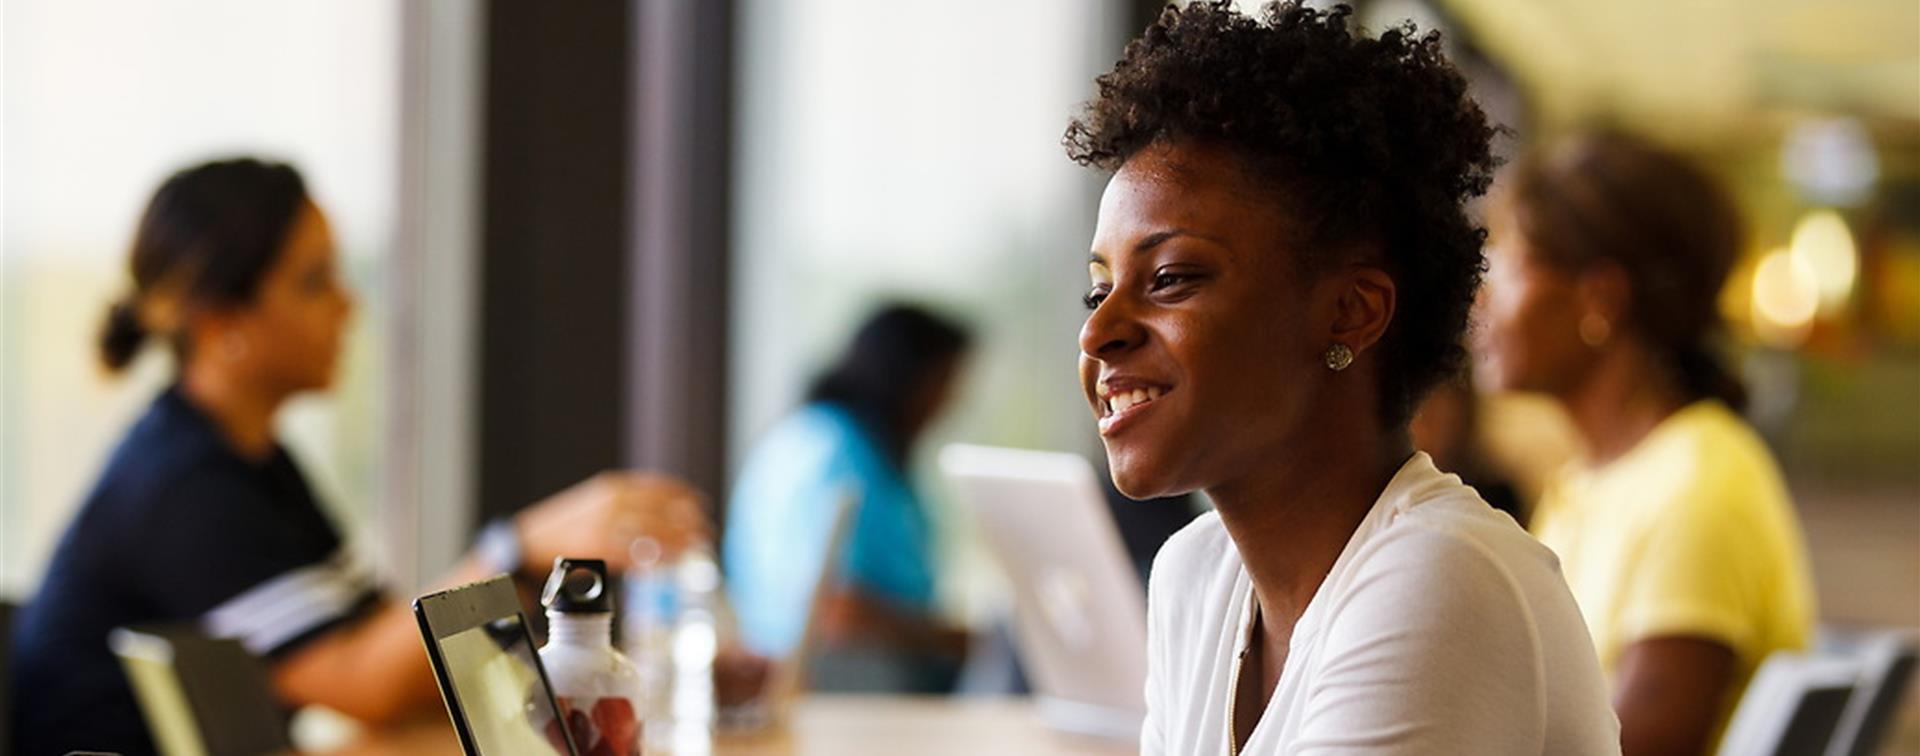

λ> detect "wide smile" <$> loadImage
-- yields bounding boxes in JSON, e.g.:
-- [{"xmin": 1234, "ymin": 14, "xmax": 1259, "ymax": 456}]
[{"xmin": 1095, "ymin": 380, "xmax": 1173, "ymax": 437}]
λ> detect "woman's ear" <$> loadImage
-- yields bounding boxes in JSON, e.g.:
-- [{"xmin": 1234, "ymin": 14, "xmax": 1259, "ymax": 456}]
[
  {"xmin": 181, "ymin": 305, "xmax": 249, "ymax": 365},
  {"xmin": 1330, "ymin": 266, "xmax": 1397, "ymax": 357},
  {"xmin": 1574, "ymin": 261, "xmax": 1631, "ymax": 340}
]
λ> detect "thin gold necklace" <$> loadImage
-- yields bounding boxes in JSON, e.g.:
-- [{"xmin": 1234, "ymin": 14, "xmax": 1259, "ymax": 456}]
[{"xmin": 1227, "ymin": 597, "xmax": 1260, "ymax": 756}]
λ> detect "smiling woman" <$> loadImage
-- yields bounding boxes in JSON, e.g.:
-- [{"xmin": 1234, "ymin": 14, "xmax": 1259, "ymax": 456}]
[{"xmin": 1065, "ymin": 3, "xmax": 1621, "ymax": 754}]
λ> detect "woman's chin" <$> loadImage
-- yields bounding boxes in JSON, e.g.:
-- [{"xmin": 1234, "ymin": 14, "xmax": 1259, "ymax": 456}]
[
  {"xmin": 1104, "ymin": 450, "xmax": 1185, "ymax": 501},
  {"xmin": 299, "ymin": 368, "xmax": 339, "ymax": 394}
]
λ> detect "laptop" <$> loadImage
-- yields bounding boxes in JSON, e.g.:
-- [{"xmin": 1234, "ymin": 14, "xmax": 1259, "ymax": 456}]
[
  {"xmin": 108, "ymin": 625, "xmax": 293, "ymax": 756},
  {"xmin": 1717, "ymin": 652, "xmax": 1859, "ymax": 756},
  {"xmin": 415, "ymin": 575, "xmax": 579, "ymax": 755},
  {"xmin": 938, "ymin": 443, "xmax": 1148, "ymax": 741}
]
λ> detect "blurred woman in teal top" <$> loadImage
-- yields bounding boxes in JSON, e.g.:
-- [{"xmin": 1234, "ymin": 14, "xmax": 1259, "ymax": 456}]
[{"xmin": 725, "ymin": 305, "xmax": 972, "ymax": 692}]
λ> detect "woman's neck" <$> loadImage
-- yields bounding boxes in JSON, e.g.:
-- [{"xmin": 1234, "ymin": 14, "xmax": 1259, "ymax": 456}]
[
  {"xmin": 180, "ymin": 363, "xmax": 282, "ymax": 462},
  {"xmin": 1558, "ymin": 340, "xmax": 1690, "ymax": 467},
  {"xmin": 1207, "ymin": 427, "xmax": 1412, "ymax": 633}
]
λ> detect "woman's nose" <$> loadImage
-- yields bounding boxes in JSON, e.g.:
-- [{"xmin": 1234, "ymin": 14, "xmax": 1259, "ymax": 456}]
[
  {"xmin": 335, "ymin": 282, "xmax": 356, "ymax": 322},
  {"xmin": 1079, "ymin": 294, "xmax": 1147, "ymax": 360}
]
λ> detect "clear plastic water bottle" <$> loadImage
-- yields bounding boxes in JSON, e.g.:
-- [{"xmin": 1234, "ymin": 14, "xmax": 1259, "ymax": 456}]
[
  {"xmin": 623, "ymin": 539, "xmax": 680, "ymax": 754},
  {"xmin": 539, "ymin": 557, "xmax": 644, "ymax": 756},
  {"xmin": 623, "ymin": 541, "xmax": 721, "ymax": 755},
  {"xmin": 669, "ymin": 547, "xmax": 721, "ymax": 753}
]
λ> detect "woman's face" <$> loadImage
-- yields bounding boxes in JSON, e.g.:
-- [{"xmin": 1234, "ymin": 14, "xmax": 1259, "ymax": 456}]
[
  {"xmin": 1475, "ymin": 214, "xmax": 1591, "ymax": 396},
  {"xmin": 902, "ymin": 352, "xmax": 964, "ymax": 445},
  {"xmin": 1079, "ymin": 142, "xmax": 1333, "ymax": 499},
  {"xmin": 228, "ymin": 201, "xmax": 354, "ymax": 393}
]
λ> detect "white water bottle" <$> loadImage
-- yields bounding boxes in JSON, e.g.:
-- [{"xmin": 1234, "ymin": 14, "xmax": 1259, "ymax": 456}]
[{"xmin": 541, "ymin": 557, "xmax": 644, "ymax": 755}]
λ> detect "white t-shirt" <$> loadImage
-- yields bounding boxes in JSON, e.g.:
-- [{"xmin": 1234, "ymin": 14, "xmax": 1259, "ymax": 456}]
[{"xmin": 1142, "ymin": 452, "xmax": 1620, "ymax": 755}]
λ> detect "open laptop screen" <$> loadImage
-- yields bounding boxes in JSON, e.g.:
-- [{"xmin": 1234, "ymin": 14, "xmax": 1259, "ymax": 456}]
[{"xmin": 416, "ymin": 576, "xmax": 576, "ymax": 755}]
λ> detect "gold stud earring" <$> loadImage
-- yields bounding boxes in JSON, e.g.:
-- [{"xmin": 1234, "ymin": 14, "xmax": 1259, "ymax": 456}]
[
  {"xmin": 1579, "ymin": 313, "xmax": 1612, "ymax": 348},
  {"xmin": 1324, "ymin": 343, "xmax": 1354, "ymax": 372}
]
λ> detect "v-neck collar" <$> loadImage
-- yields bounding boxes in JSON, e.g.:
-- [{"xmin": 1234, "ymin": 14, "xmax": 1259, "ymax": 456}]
[{"xmin": 1223, "ymin": 451, "xmax": 1434, "ymax": 754}]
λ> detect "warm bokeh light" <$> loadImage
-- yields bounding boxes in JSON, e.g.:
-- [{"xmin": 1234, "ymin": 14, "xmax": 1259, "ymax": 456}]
[
  {"xmin": 1788, "ymin": 209, "xmax": 1859, "ymax": 314},
  {"xmin": 1751, "ymin": 248, "xmax": 1821, "ymax": 347}
]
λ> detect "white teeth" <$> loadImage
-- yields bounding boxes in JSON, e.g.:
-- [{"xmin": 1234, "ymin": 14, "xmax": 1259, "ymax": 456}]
[{"xmin": 1104, "ymin": 386, "xmax": 1166, "ymax": 416}]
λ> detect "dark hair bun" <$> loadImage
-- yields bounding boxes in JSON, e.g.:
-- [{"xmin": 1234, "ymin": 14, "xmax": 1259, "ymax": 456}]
[
  {"xmin": 99, "ymin": 298, "xmax": 148, "ymax": 372},
  {"xmin": 105, "ymin": 157, "xmax": 309, "ymax": 378}
]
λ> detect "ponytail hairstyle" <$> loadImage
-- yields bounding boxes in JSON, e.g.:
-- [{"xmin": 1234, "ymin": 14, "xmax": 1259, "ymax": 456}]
[
  {"xmin": 1501, "ymin": 132, "xmax": 1748, "ymax": 411},
  {"xmin": 100, "ymin": 158, "xmax": 309, "ymax": 373}
]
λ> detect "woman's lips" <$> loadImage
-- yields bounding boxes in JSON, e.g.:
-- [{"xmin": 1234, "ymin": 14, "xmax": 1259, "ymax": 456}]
[{"xmin": 1096, "ymin": 383, "xmax": 1170, "ymax": 437}]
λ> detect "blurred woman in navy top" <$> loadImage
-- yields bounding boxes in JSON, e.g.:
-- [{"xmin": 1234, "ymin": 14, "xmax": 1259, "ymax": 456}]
[{"xmin": 9, "ymin": 158, "xmax": 706, "ymax": 755}]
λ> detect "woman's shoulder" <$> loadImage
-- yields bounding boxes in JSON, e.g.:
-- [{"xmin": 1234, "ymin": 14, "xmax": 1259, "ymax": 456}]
[
  {"xmin": 1361, "ymin": 478, "xmax": 1572, "ymax": 607},
  {"xmin": 736, "ymin": 403, "xmax": 886, "ymax": 490},
  {"xmin": 89, "ymin": 449, "xmax": 260, "ymax": 530},
  {"xmin": 1377, "ymin": 455, "xmax": 1541, "ymax": 550},
  {"xmin": 56, "ymin": 402, "xmax": 287, "ymax": 574},
  {"xmin": 1667, "ymin": 401, "xmax": 1787, "ymax": 490},
  {"xmin": 739, "ymin": 404, "xmax": 851, "ymax": 469},
  {"xmin": 1329, "ymin": 501, "xmax": 1597, "ymax": 677},
  {"xmin": 1613, "ymin": 400, "xmax": 1791, "ymax": 520},
  {"xmin": 754, "ymin": 402, "xmax": 852, "ymax": 444},
  {"xmin": 91, "ymin": 395, "xmax": 244, "ymax": 505}
]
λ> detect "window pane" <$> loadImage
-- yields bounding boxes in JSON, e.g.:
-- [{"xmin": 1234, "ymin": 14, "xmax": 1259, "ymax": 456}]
[{"xmin": 729, "ymin": 0, "xmax": 1123, "ymax": 618}]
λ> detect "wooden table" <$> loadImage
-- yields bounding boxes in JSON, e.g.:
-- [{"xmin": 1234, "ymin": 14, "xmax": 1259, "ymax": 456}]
[
  {"xmin": 714, "ymin": 696, "xmax": 1134, "ymax": 756},
  {"xmin": 320, "ymin": 696, "xmax": 1135, "ymax": 756}
]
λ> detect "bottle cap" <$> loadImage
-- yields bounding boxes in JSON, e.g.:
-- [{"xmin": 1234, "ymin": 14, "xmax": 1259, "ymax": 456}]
[{"xmin": 541, "ymin": 557, "xmax": 614, "ymax": 614}]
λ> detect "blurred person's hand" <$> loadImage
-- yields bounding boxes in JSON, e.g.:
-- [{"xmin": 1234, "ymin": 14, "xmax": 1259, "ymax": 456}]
[
  {"xmin": 816, "ymin": 587, "xmax": 972, "ymax": 661},
  {"xmin": 713, "ymin": 645, "xmax": 773, "ymax": 709},
  {"xmin": 516, "ymin": 471, "xmax": 708, "ymax": 572}
]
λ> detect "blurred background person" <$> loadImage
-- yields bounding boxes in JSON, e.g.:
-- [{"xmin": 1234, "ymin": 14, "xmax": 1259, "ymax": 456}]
[
  {"xmin": 1410, "ymin": 381, "xmax": 1527, "ymax": 525},
  {"xmin": 1478, "ymin": 131, "xmax": 1817, "ymax": 756},
  {"xmin": 724, "ymin": 304, "xmax": 973, "ymax": 693},
  {"xmin": 7, "ymin": 158, "xmax": 706, "ymax": 756}
]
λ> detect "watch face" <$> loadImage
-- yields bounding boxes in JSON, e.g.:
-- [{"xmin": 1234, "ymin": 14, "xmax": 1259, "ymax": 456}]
[{"xmin": 480, "ymin": 520, "xmax": 523, "ymax": 575}]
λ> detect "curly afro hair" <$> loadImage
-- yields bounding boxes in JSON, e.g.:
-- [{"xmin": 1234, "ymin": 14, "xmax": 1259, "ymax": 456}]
[{"xmin": 1064, "ymin": 0, "xmax": 1498, "ymax": 428}]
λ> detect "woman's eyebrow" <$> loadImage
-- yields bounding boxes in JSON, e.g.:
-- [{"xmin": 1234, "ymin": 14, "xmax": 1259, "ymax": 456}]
[{"xmin": 1089, "ymin": 228, "xmax": 1214, "ymax": 266}]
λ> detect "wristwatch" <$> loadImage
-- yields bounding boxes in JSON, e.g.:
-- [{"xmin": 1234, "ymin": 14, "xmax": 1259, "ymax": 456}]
[{"xmin": 475, "ymin": 518, "xmax": 526, "ymax": 577}]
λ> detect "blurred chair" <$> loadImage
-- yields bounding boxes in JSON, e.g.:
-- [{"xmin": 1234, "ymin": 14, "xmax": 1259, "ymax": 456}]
[
  {"xmin": 2, "ymin": 598, "xmax": 14, "ymax": 756},
  {"xmin": 1718, "ymin": 652, "xmax": 1859, "ymax": 756},
  {"xmin": 108, "ymin": 625, "xmax": 291, "ymax": 756},
  {"xmin": 1822, "ymin": 628, "xmax": 1919, "ymax": 756},
  {"xmin": 721, "ymin": 495, "xmax": 856, "ymax": 729},
  {"xmin": 779, "ymin": 495, "xmax": 856, "ymax": 698}
]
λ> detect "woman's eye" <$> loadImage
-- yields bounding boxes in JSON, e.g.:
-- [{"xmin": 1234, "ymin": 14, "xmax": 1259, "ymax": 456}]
[
  {"xmin": 1082, "ymin": 288, "xmax": 1109, "ymax": 310},
  {"xmin": 1151, "ymin": 271, "xmax": 1193, "ymax": 291},
  {"xmin": 302, "ymin": 263, "xmax": 335, "ymax": 293}
]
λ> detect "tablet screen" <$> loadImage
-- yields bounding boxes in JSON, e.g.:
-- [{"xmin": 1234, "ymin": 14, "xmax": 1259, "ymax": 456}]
[{"xmin": 434, "ymin": 614, "xmax": 570, "ymax": 754}]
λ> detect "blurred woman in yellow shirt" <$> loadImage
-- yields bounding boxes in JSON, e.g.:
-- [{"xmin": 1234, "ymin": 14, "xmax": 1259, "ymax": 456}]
[{"xmin": 1478, "ymin": 132, "xmax": 1815, "ymax": 756}]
